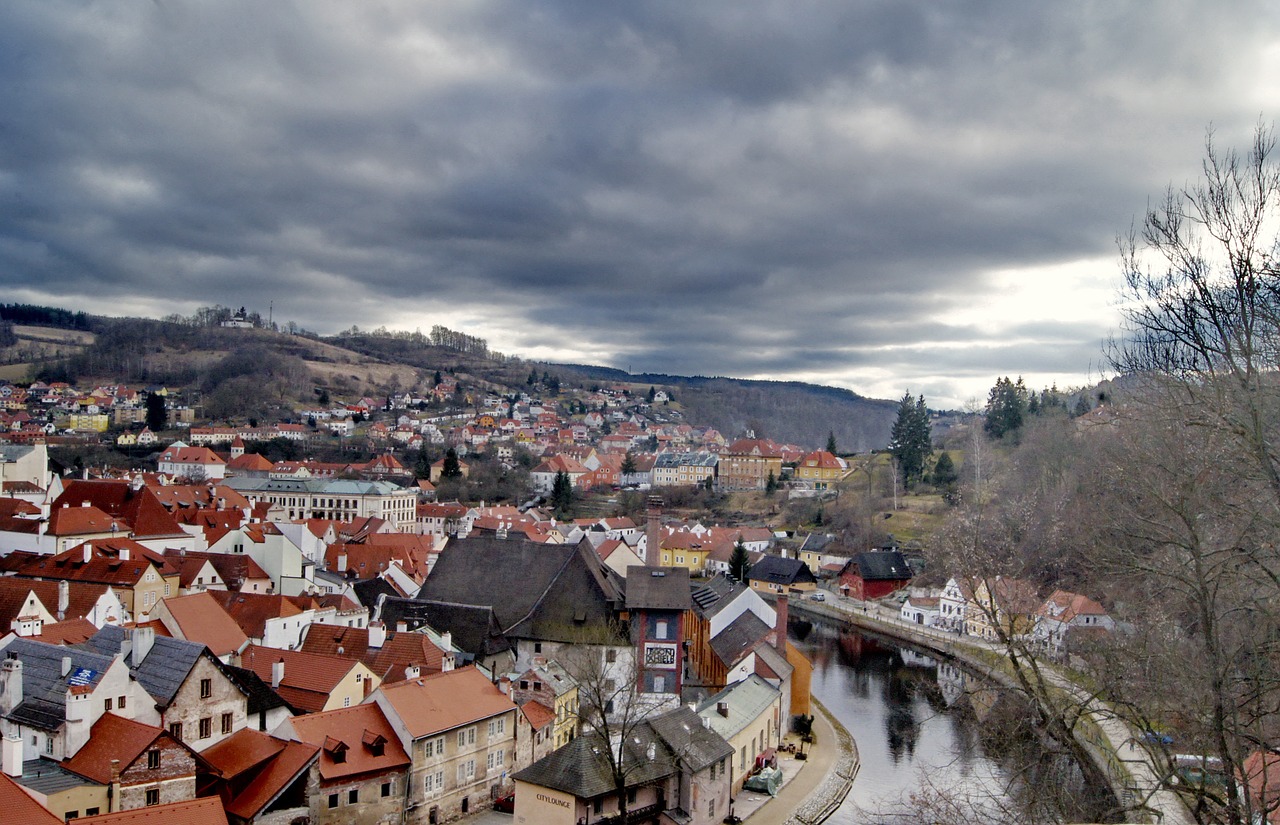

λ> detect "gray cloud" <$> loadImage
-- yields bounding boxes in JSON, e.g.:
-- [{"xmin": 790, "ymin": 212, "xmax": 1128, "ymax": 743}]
[{"xmin": 1, "ymin": 1, "xmax": 1277, "ymax": 408}]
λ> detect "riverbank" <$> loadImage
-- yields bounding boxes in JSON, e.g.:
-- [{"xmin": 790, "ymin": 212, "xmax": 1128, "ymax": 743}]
[
  {"xmin": 788, "ymin": 594, "xmax": 1192, "ymax": 825},
  {"xmin": 732, "ymin": 698, "xmax": 858, "ymax": 825}
]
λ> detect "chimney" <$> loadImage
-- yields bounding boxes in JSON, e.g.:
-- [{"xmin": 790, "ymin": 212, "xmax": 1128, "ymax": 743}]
[
  {"xmin": 645, "ymin": 496, "xmax": 663, "ymax": 564},
  {"xmin": 83, "ymin": 543, "xmax": 93, "ymax": 563},
  {"xmin": 336, "ymin": 553, "xmax": 347, "ymax": 573},
  {"xmin": 272, "ymin": 659, "xmax": 285, "ymax": 688},
  {"xmin": 134, "ymin": 626, "xmax": 155, "ymax": 664},
  {"xmin": 396, "ymin": 621, "xmax": 408, "ymax": 633},
  {"xmin": 368, "ymin": 621, "xmax": 386, "ymax": 650},
  {"xmin": 646, "ymin": 742, "xmax": 656, "ymax": 762},
  {"xmin": 775, "ymin": 593, "xmax": 789, "ymax": 657},
  {"xmin": 0, "ymin": 657, "xmax": 23, "ymax": 718},
  {"xmin": 404, "ymin": 664, "xmax": 420, "ymax": 680},
  {"xmin": 118, "ymin": 545, "xmax": 129, "ymax": 562},
  {"xmin": 61, "ymin": 656, "xmax": 72, "ymax": 677},
  {"xmin": 57, "ymin": 580, "xmax": 69, "ymax": 621},
  {"xmin": 717, "ymin": 701, "xmax": 729, "ymax": 718}
]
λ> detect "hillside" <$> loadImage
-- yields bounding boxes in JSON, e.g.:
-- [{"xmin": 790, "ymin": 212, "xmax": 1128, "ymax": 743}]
[{"xmin": 4, "ymin": 305, "xmax": 899, "ymax": 450}]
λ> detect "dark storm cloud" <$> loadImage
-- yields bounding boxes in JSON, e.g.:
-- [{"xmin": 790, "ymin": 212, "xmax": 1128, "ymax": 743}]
[{"xmin": 1, "ymin": 1, "xmax": 1277, "ymax": 406}]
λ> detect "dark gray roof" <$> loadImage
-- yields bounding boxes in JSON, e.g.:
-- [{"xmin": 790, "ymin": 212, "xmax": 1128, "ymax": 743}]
[
  {"xmin": 690, "ymin": 575, "xmax": 745, "ymax": 617},
  {"xmin": 377, "ymin": 597, "xmax": 511, "ymax": 660},
  {"xmin": 351, "ymin": 577, "xmax": 398, "ymax": 610},
  {"xmin": 848, "ymin": 551, "xmax": 913, "ymax": 581},
  {"xmin": 513, "ymin": 727, "xmax": 674, "ymax": 798},
  {"xmin": 224, "ymin": 665, "xmax": 292, "ymax": 716},
  {"xmin": 747, "ymin": 556, "xmax": 817, "ymax": 586},
  {"xmin": 709, "ymin": 611, "xmax": 771, "ymax": 668},
  {"xmin": 625, "ymin": 567, "xmax": 692, "ymax": 611},
  {"xmin": 18, "ymin": 758, "xmax": 100, "ymax": 795},
  {"xmin": 646, "ymin": 706, "xmax": 733, "ymax": 772},
  {"xmin": 78, "ymin": 626, "xmax": 211, "ymax": 709},
  {"xmin": 798, "ymin": 533, "xmax": 837, "ymax": 552},
  {"xmin": 414, "ymin": 536, "xmax": 623, "ymax": 644},
  {"xmin": 2, "ymin": 638, "xmax": 116, "ymax": 731}
]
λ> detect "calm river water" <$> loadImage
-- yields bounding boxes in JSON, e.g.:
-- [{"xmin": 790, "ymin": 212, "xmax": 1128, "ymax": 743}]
[{"xmin": 787, "ymin": 613, "xmax": 1118, "ymax": 824}]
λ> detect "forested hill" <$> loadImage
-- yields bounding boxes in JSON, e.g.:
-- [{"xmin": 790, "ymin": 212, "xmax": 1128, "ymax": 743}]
[
  {"xmin": 551, "ymin": 364, "xmax": 898, "ymax": 451},
  {"xmin": 0, "ymin": 302, "xmax": 899, "ymax": 451}
]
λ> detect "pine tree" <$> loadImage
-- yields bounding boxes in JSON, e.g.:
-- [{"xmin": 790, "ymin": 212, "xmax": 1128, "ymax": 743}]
[
  {"xmin": 145, "ymin": 392, "xmax": 167, "ymax": 432},
  {"xmin": 442, "ymin": 448, "xmax": 462, "ymax": 479},
  {"xmin": 765, "ymin": 471, "xmax": 778, "ymax": 496},
  {"xmin": 729, "ymin": 539, "xmax": 751, "ymax": 582},
  {"xmin": 983, "ymin": 377, "xmax": 1028, "ymax": 439},
  {"xmin": 889, "ymin": 392, "xmax": 932, "ymax": 487},
  {"xmin": 551, "ymin": 470, "xmax": 574, "ymax": 515},
  {"xmin": 826, "ymin": 431, "xmax": 838, "ymax": 455},
  {"xmin": 621, "ymin": 452, "xmax": 637, "ymax": 476}
]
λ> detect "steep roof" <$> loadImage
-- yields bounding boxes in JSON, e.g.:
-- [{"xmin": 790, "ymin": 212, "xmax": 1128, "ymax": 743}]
[
  {"xmin": 79, "ymin": 626, "xmax": 237, "ymax": 709},
  {"xmin": 0, "ymin": 577, "xmax": 116, "ymax": 626},
  {"xmin": 1, "ymin": 637, "xmax": 116, "ymax": 731},
  {"xmin": 696, "ymin": 674, "xmax": 782, "ymax": 740},
  {"xmin": 162, "ymin": 550, "xmax": 270, "ymax": 592},
  {"xmin": 375, "ymin": 666, "xmax": 514, "ymax": 740},
  {"xmin": 159, "ymin": 591, "xmax": 250, "ymax": 657},
  {"xmin": 0, "ymin": 772, "xmax": 63, "ymax": 825},
  {"xmin": 846, "ymin": 551, "xmax": 913, "ymax": 581},
  {"xmin": 240, "ymin": 645, "xmax": 363, "ymax": 714},
  {"xmin": 204, "ymin": 591, "xmax": 304, "ymax": 641},
  {"xmin": 282, "ymin": 702, "xmax": 410, "ymax": 782},
  {"xmin": 298, "ymin": 624, "xmax": 448, "ymax": 682},
  {"xmin": 624, "ymin": 567, "xmax": 692, "ymax": 611},
  {"xmin": 12, "ymin": 538, "xmax": 177, "ymax": 587},
  {"xmin": 202, "ymin": 729, "xmax": 318, "ymax": 821},
  {"xmin": 747, "ymin": 555, "xmax": 817, "ymax": 586},
  {"xmin": 414, "ymin": 536, "xmax": 621, "ymax": 644},
  {"xmin": 51, "ymin": 480, "xmax": 186, "ymax": 539},
  {"xmin": 709, "ymin": 611, "xmax": 772, "ymax": 668},
  {"xmin": 62, "ymin": 713, "xmax": 174, "ymax": 784},
  {"xmin": 76, "ymin": 796, "xmax": 229, "ymax": 825},
  {"xmin": 376, "ymin": 598, "xmax": 511, "ymax": 661}
]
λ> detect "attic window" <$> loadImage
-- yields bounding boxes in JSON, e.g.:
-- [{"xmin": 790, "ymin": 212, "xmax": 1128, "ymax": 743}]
[
  {"xmin": 363, "ymin": 730, "xmax": 386, "ymax": 756},
  {"xmin": 324, "ymin": 736, "xmax": 348, "ymax": 763}
]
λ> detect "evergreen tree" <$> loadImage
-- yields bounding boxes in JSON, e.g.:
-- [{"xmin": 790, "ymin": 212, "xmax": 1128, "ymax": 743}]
[
  {"xmin": 983, "ymin": 376, "xmax": 1028, "ymax": 439},
  {"xmin": 647, "ymin": 386, "xmax": 656, "ymax": 403},
  {"xmin": 414, "ymin": 450, "xmax": 433, "ymax": 480},
  {"xmin": 826, "ymin": 431, "xmax": 838, "ymax": 455},
  {"xmin": 621, "ymin": 452, "xmax": 637, "ymax": 476},
  {"xmin": 931, "ymin": 451, "xmax": 959, "ymax": 491},
  {"xmin": 441, "ymin": 448, "xmax": 463, "ymax": 479},
  {"xmin": 145, "ymin": 392, "xmax": 168, "ymax": 432},
  {"xmin": 765, "ymin": 470, "xmax": 778, "ymax": 496},
  {"xmin": 889, "ymin": 392, "xmax": 932, "ymax": 486},
  {"xmin": 551, "ymin": 470, "xmax": 574, "ymax": 515},
  {"xmin": 729, "ymin": 539, "xmax": 751, "ymax": 582}
]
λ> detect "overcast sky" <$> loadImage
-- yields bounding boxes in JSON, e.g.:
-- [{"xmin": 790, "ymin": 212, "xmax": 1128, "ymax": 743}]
[{"xmin": 3, "ymin": 2, "xmax": 1279, "ymax": 408}]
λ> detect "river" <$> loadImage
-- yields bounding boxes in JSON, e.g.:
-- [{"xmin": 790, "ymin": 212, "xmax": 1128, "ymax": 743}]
[{"xmin": 787, "ymin": 613, "xmax": 1119, "ymax": 824}]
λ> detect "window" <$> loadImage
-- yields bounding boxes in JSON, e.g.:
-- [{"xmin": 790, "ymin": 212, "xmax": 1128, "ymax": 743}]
[
  {"xmin": 145, "ymin": 789, "xmax": 159, "ymax": 807},
  {"xmin": 45, "ymin": 736, "xmax": 52, "ymax": 754},
  {"xmin": 627, "ymin": 789, "xmax": 637, "ymax": 804},
  {"xmin": 382, "ymin": 782, "xmax": 392, "ymax": 798},
  {"xmin": 104, "ymin": 698, "xmax": 113, "ymax": 712},
  {"xmin": 486, "ymin": 750, "xmax": 504, "ymax": 770},
  {"xmin": 425, "ymin": 770, "xmax": 444, "ymax": 795},
  {"xmin": 655, "ymin": 620, "xmax": 668, "ymax": 639},
  {"xmin": 343, "ymin": 696, "xmax": 351, "ymax": 708},
  {"xmin": 710, "ymin": 761, "xmax": 716, "ymax": 780},
  {"xmin": 170, "ymin": 722, "xmax": 183, "ymax": 741},
  {"xmin": 457, "ymin": 759, "xmax": 475, "ymax": 783},
  {"xmin": 85, "ymin": 809, "xmax": 99, "ymax": 817},
  {"xmin": 200, "ymin": 678, "xmax": 212, "ymax": 699},
  {"xmin": 222, "ymin": 713, "xmax": 233, "ymax": 734},
  {"xmin": 118, "ymin": 695, "xmax": 126, "ymax": 710},
  {"xmin": 533, "ymin": 642, "xmax": 542, "ymax": 654},
  {"xmin": 328, "ymin": 793, "xmax": 339, "ymax": 809},
  {"xmin": 740, "ymin": 746, "xmax": 746, "ymax": 771},
  {"xmin": 199, "ymin": 718, "xmax": 212, "ymax": 739},
  {"xmin": 605, "ymin": 649, "xmax": 617, "ymax": 664},
  {"xmin": 487, "ymin": 718, "xmax": 505, "ymax": 737},
  {"xmin": 147, "ymin": 750, "xmax": 160, "ymax": 769},
  {"xmin": 66, "ymin": 812, "xmax": 78, "ymax": 821},
  {"xmin": 594, "ymin": 799, "xmax": 604, "ymax": 815},
  {"xmin": 709, "ymin": 798, "xmax": 715, "ymax": 818},
  {"xmin": 519, "ymin": 680, "xmax": 529, "ymax": 691},
  {"xmin": 349, "ymin": 789, "xmax": 359, "ymax": 805},
  {"xmin": 457, "ymin": 727, "xmax": 475, "ymax": 748}
]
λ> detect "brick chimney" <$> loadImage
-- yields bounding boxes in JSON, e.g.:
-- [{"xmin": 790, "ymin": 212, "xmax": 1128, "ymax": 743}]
[
  {"xmin": 645, "ymin": 496, "xmax": 663, "ymax": 565},
  {"xmin": 774, "ymin": 592, "xmax": 789, "ymax": 657}
]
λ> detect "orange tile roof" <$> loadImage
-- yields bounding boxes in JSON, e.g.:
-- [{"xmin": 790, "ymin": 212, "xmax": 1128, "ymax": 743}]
[
  {"xmin": 79, "ymin": 796, "xmax": 229, "ymax": 825},
  {"xmin": 283, "ymin": 702, "xmax": 410, "ymax": 782},
  {"xmin": 376, "ymin": 666, "xmax": 515, "ymax": 739},
  {"xmin": 298, "ymin": 625, "xmax": 448, "ymax": 681},
  {"xmin": 202, "ymin": 727, "xmax": 286, "ymax": 778},
  {"xmin": 62, "ymin": 713, "xmax": 169, "ymax": 784},
  {"xmin": 205, "ymin": 591, "xmax": 304, "ymax": 640},
  {"xmin": 0, "ymin": 772, "xmax": 63, "ymax": 825},
  {"xmin": 240, "ymin": 645, "xmax": 362, "ymax": 714},
  {"xmin": 161, "ymin": 591, "xmax": 250, "ymax": 656},
  {"xmin": 13, "ymin": 538, "xmax": 176, "ymax": 587},
  {"xmin": 202, "ymin": 729, "xmax": 318, "ymax": 821},
  {"xmin": 37, "ymin": 617, "xmax": 99, "ymax": 645},
  {"xmin": 520, "ymin": 699, "xmax": 556, "ymax": 732}
]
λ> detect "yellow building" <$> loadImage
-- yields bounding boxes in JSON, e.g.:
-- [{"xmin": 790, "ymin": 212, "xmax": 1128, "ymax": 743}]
[
  {"xmin": 793, "ymin": 450, "xmax": 848, "ymax": 491},
  {"xmin": 67, "ymin": 413, "xmax": 109, "ymax": 432}
]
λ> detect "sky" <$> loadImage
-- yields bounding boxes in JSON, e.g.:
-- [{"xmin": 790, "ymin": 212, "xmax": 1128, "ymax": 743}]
[{"xmin": 3, "ymin": 2, "xmax": 1280, "ymax": 409}]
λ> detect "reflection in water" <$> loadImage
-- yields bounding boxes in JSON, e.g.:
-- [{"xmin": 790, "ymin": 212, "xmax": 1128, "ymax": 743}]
[{"xmin": 789, "ymin": 615, "xmax": 1118, "ymax": 824}]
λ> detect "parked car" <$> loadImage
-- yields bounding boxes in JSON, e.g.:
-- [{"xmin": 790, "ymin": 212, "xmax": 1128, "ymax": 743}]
[
  {"xmin": 494, "ymin": 793, "xmax": 515, "ymax": 813},
  {"xmin": 809, "ymin": 592, "xmax": 826, "ymax": 602}
]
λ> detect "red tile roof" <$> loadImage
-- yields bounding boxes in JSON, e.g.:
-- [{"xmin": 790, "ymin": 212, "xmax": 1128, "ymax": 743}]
[
  {"xmin": 240, "ymin": 644, "xmax": 365, "ymax": 714},
  {"xmin": 282, "ymin": 702, "xmax": 410, "ymax": 782},
  {"xmin": 12, "ymin": 538, "xmax": 176, "ymax": 587},
  {"xmin": 62, "ymin": 713, "xmax": 171, "ymax": 784},
  {"xmin": 298, "ymin": 624, "xmax": 448, "ymax": 681},
  {"xmin": 37, "ymin": 617, "xmax": 100, "ymax": 645},
  {"xmin": 0, "ymin": 772, "xmax": 63, "ymax": 825},
  {"xmin": 520, "ymin": 699, "xmax": 556, "ymax": 732},
  {"xmin": 79, "ymin": 796, "xmax": 228, "ymax": 825},
  {"xmin": 202, "ymin": 728, "xmax": 318, "ymax": 821}
]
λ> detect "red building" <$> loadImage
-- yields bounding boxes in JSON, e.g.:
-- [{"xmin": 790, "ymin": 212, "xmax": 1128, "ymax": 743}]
[{"xmin": 838, "ymin": 551, "xmax": 913, "ymax": 600}]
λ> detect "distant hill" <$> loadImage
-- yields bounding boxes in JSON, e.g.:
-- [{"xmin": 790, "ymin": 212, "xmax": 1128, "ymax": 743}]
[
  {"xmin": 549, "ymin": 364, "xmax": 897, "ymax": 451},
  {"xmin": 4, "ymin": 303, "xmax": 899, "ymax": 451}
]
